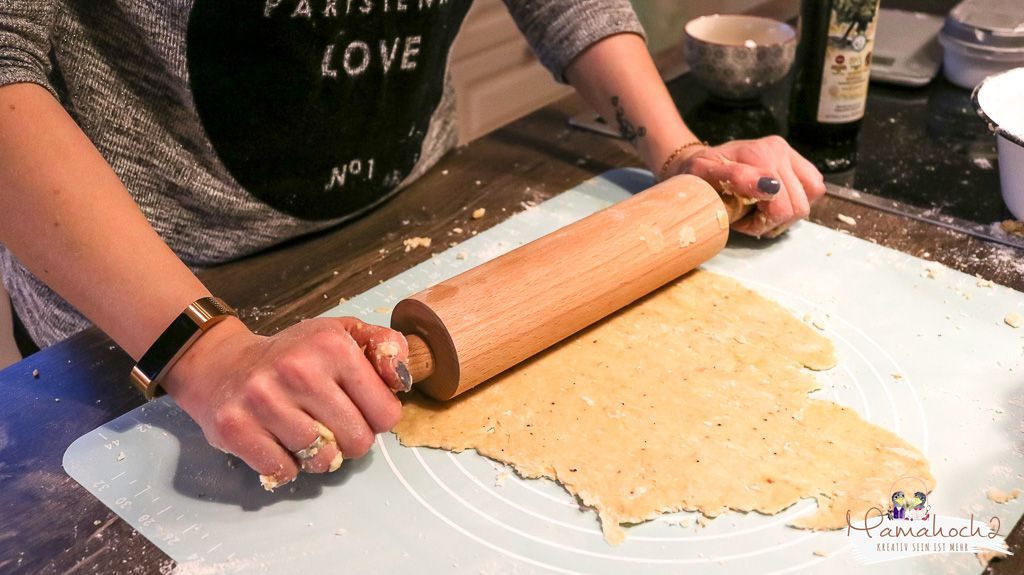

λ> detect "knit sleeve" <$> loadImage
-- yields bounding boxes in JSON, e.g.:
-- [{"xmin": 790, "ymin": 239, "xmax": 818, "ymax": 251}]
[
  {"xmin": 501, "ymin": 0, "xmax": 646, "ymax": 83},
  {"xmin": 0, "ymin": 0, "xmax": 57, "ymax": 97}
]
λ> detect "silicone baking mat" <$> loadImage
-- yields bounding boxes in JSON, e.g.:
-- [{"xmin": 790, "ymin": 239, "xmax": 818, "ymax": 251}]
[{"xmin": 64, "ymin": 169, "xmax": 1024, "ymax": 574}]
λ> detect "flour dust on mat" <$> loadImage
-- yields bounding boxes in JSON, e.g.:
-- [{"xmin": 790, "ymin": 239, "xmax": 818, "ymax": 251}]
[{"xmin": 393, "ymin": 270, "xmax": 934, "ymax": 544}]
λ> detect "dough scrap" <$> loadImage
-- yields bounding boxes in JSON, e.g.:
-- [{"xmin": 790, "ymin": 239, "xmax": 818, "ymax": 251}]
[
  {"xmin": 394, "ymin": 270, "xmax": 934, "ymax": 544},
  {"xmin": 1004, "ymin": 312, "xmax": 1023, "ymax": 328},
  {"xmin": 403, "ymin": 237, "xmax": 432, "ymax": 252},
  {"xmin": 678, "ymin": 226, "xmax": 697, "ymax": 247},
  {"xmin": 716, "ymin": 208, "xmax": 729, "ymax": 230},
  {"xmin": 1000, "ymin": 219, "xmax": 1024, "ymax": 236},
  {"xmin": 986, "ymin": 487, "xmax": 1021, "ymax": 504},
  {"xmin": 637, "ymin": 224, "xmax": 666, "ymax": 253}
]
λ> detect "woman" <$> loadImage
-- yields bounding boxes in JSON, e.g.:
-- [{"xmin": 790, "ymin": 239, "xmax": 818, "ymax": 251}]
[{"xmin": 0, "ymin": 0, "xmax": 825, "ymax": 489}]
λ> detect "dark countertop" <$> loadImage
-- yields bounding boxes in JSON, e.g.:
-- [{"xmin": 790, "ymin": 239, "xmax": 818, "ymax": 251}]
[
  {"xmin": 671, "ymin": 0, "xmax": 1009, "ymax": 228},
  {"xmin": 672, "ymin": 66, "xmax": 1008, "ymax": 225},
  {"xmin": 2, "ymin": 17, "xmax": 1023, "ymax": 575}
]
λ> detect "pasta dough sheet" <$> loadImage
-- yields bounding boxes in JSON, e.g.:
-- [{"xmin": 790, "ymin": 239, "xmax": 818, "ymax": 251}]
[{"xmin": 394, "ymin": 270, "xmax": 934, "ymax": 544}]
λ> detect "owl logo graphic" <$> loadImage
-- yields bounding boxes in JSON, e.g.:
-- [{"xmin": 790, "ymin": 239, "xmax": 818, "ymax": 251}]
[
  {"xmin": 887, "ymin": 490, "xmax": 930, "ymax": 521},
  {"xmin": 888, "ymin": 491, "xmax": 906, "ymax": 520}
]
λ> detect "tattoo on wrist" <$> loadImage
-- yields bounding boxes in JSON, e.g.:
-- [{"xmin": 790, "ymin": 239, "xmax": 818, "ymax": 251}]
[{"xmin": 611, "ymin": 96, "xmax": 646, "ymax": 146}]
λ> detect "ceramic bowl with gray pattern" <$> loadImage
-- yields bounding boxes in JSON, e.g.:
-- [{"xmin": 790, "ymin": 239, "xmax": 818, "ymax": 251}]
[{"xmin": 684, "ymin": 14, "xmax": 797, "ymax": 101}]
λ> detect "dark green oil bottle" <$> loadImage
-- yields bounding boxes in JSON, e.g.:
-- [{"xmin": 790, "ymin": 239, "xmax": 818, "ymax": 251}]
[{"xmin": 789, "ymin": 0, "xmax": 882, "ymax": 158}]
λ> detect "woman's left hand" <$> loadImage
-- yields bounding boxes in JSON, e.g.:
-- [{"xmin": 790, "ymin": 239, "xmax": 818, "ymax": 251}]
[{"xmin": 664, "ymin": 135, "xmax": 827, "ymax": 238}]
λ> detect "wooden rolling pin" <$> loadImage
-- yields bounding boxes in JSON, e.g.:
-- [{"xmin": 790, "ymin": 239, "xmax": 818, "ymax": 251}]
[{"xmin": 391, "ymin": 175, "xmax": 750, "ymax": 400}]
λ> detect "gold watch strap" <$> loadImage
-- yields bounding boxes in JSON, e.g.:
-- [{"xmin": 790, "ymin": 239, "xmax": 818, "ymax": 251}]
[{"xmin": 130, "ymin": 297, "xmax": 237, "ymax": 400}]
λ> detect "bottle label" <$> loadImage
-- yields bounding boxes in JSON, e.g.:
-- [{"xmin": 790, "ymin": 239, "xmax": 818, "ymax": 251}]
[{"xmin": 816, "ymin": 0, "xmax": 881, "ymax": 123}]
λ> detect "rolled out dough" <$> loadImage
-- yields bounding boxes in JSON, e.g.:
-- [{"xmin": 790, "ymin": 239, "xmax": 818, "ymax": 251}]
[{"xmin": 394, "ymin": 270, "xmax": 934, "ymax": 544}]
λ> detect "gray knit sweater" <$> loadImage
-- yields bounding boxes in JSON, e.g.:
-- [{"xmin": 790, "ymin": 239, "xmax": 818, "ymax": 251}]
[{"xmin": 0, "ymin": 0, "xmax": 643, "ymax": 347}]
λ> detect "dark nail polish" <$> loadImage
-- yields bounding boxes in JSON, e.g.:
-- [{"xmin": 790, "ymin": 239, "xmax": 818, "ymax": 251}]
[
  {"xmin": 757, "ymin": 176, "xmax": 781, "ymax": 195},
  {"xmin": 396, "ymin": 361, "xmax": 412, "ymax": 392}
]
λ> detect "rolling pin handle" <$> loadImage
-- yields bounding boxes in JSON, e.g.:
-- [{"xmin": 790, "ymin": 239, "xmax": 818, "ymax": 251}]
[
  {"xmin": 720, "ymin": 193, "xmax": 756, "ymax": 224},
  {"xmin": 404, "ymin": 334, "xmax": 435, "ymax": 384}
]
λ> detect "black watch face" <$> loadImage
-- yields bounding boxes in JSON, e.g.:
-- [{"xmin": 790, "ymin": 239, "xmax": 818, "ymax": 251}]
[
  {"xmin": 187, "ymin": 0, "xmax": 470, "ymax": 220},
  {"xmin": 137, "ymin": 313, "xmax": 203, "ymax": 384}
]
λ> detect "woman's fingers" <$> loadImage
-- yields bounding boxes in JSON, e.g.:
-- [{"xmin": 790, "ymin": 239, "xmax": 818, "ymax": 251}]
[
  {"xmin": 207, "ymin": 408, "xmax": 299, "ymax": 489},
  {"xmin": 732, "ymin": 201, "xmax": 787, "ymax": 237},
  {"xmin": 790, "ymin": 148, "xmax": 827, "ymax": 204},
  {"xmin": 733, "ymin": 162, "xmax": 810, "ymax": 238},
  {"xmin": 763, "ymin": 220, "xmax": 795, "ymax": 239},
  {"xmin": 685, "ymin": 154, "xmax": 782, "ymax": 202},
  {"xmin": 298, "ymin": 439, "xmax": 344, "ymax": 474},
  {"xmin": 311, "ymin": 327, "xmax": 403, "ymax": 433},
  {"xmin": 778, "ymin": 162, "xmax": 810, "ymax": 221},
  {"xmin": 336, "ymin": 317, "xmax": 411, "ymax": 392},
  {"xmin": 682, "ymin": 148, "xmax": 789, "ymax": 238},
  {"xmin": 300, "ymin": 377, "xmax": 378, "ymax": 459},
  {"xmin": 251, "ymin": 388, "xmax": 345, "ymax": 474},
  {"xmin": 172, "ymin": 316, "xmax": 412, "ymax": 490},
  {"xmin": 670, "ymin": 135, "xmax": 827, "ymax": 239},
  {"xmin": 285, "ymin": 420, "xmax": 344, "ymax": 474}
]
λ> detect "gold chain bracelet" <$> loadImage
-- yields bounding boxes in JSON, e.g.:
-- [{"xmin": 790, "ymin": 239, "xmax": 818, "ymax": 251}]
[{"xmin": 658, "ymin": 140, "xmax": 709, "ymax": 181}]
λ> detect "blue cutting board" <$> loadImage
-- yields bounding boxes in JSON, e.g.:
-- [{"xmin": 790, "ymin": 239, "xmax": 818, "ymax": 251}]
[{"xmin": 64, "ymin": 169, "xmax": 1024, "ymax": 574}]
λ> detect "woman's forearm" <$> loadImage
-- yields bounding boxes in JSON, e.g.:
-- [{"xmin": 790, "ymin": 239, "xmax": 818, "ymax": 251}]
[
  {"xmin": 0, "ymin": 83, "xmax": 212, "ymax": 359},
  {"xmin": 0, "ymin": 85, "xmax": 410, "ymax": 485},
  {"xmin": 564, "ymin": 33, "xmax": 698, "ymax": 174}
]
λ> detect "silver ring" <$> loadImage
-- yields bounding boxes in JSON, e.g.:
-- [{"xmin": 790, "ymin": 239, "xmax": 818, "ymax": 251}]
[
  {"xmin": 294, "ymin": 435, "xmax": 326, "ymax": 461},
  {"xmin": 293, "ymin": 421, "xmax": 336, "ymax": 461}
]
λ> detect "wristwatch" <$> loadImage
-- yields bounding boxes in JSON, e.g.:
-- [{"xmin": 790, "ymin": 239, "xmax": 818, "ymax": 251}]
[{"xmin": 130, "ymin": 296, "xmax": 237, "ymax": 400}]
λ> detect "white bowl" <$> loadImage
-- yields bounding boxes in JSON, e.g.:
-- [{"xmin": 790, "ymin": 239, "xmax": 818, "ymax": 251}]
[
  {"xmin": 684, "ymin": 15, "xmax": 797, "ymax": 101},
  {"xmin": 941, "ymin": 33, "xmax": 1024, "ymax": 89},
  {"xmin": 973, "ymin": 67, "xmax": 1024, "ymax": 219},
  {"xmin": 940, "ymin": 0, "xmax": 1024, "ymax": 90}
]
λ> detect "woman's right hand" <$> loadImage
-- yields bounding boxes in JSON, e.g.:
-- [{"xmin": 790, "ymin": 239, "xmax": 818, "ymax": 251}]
[
  {"xmin": 161, "ymin": 316, "xmax": 410, "ymax": 490},
  {"xmin": 0, "ymin": 83, "xmax": 410, "ymax": 479}
]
